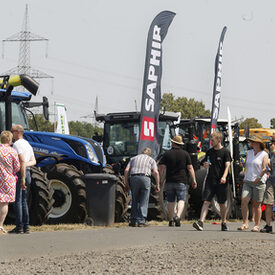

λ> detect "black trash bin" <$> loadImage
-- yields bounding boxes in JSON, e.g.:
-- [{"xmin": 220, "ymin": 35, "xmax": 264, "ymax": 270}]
[{"xmin": 83, "ymin": 173, "xmax": 117, "ymax": 226}]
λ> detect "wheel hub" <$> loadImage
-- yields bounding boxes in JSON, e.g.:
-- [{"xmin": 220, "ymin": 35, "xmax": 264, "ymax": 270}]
[{"xmin": 48, "ymin": 179, "xmax": 72, "ymax": 219}]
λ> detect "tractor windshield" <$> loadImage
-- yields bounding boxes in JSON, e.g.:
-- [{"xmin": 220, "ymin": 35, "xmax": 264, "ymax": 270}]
[
  {"xmin": 104, "ymin": 121, "xmax": 172, "ymax": 158},
  {"xmin": 0, "ymin": 102, "xmax": 29, "ymax": 132}
]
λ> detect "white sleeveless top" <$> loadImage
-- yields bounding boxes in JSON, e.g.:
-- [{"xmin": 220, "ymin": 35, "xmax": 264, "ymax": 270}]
[{"xmin": 244, "ymin": 149, "xmax": 268, "ymax": 183}]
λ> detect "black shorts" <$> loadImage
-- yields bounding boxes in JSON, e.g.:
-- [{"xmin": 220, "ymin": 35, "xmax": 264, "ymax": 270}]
[{"xmin": 202, "ymin": 178, "xmax": 228, "ymax": 204}]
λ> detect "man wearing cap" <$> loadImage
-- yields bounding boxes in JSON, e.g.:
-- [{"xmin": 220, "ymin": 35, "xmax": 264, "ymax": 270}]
[
  {"xmin": 159, "ymin": 135, "xmax": 197, "ymax": 227},
  {"xmin": 124, "ymin": 147, "xmax": 160, "ymax": 227},
  {"xmin": 238, "ymin": 133, "xmax": 268, "ymax": 232},
  {"xmin": 193, "ymin": 131, "xmax": 231, "ymax": 231},
  {"xmin": 261, "ymin": 134, "xmax": 275, "ymax": 233}
]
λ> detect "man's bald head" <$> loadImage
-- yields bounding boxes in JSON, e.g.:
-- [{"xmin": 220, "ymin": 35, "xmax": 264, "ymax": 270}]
[{"xmin": 11, "ymin": 124, "xmax": 24, "ymax": 140}]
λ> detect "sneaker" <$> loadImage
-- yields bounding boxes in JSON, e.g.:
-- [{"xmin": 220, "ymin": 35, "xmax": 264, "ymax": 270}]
[
  {"xmin": 221, "ymin": 222, "xmax": 228, "ymax": 231},
  {"xmin": 174, "ymin": 216, "xmax": 181, "ymax": 227},
  {"xmin": 193, "ymin": 220, "xmax": 203, "ymax": 231},
  {"xmin": 8, "ymin": 227, "xmax": 23, "ymax": 234},
  {"xmin": 260, "ymin": 225, "xmax": 272, "ymax": 233},
  {"xmin": 168, "ymin": 220, "xmax": 174, "ymax": 227},
  {"xmin": 23, "ymin": 228, "xmax": 30, "ymax": 234},
  {"xmin": 128, "ymin": 222, "xmax": 136, "ymax": 227}
]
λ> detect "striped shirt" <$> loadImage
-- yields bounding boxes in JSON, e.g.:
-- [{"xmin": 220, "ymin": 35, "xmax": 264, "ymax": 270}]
[{"xmin": 127, "ymin": 154, "xmax": 157, "ymax": 176}]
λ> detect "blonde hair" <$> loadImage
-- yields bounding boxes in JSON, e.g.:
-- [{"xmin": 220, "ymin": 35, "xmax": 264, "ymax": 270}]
[
  {"xmin": 210, "ymin": 131, "xmax": 222, "ymax": 141},
  {"xmin": 1, "ymin": 131, "xmax": 13, "ymax": 144},
  {"xmin": 142, "ymin": 147, "xmax": 152, "ymax": 157}
]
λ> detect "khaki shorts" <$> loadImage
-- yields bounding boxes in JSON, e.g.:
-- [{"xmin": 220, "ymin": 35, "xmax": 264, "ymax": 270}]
[
  {"xmin": 263, "ymin": 180, "xmax": 275, "ymax": 205},
  {"xmin": 242, "ymin": 180, "xmax": 266, "ymax": 202}
]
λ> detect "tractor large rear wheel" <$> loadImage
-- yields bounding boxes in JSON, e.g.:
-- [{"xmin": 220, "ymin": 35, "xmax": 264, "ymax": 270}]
[
  {"xmin": 6, "ymin": 167, "xmax": 54, "ymax": 226},
  {"xmin": 147, "ymin": 166, "xmax": 167, "ymax": 221},
  {"xmin": 46, "ymin": 163, "xmax": 87, "ymax": 224},
  {"xmin": 29, "ymin": 167, "xmax": 55, "ymax": 225},
  {"xmin": 188, "ymin": 168, "xmax": 207, "ymax": 219},
  {"xmin": 147, "ymin": 183, "xmax": 167, "ymax": 221},
  {"xmin": 29, "ymin": 167, "xmax": 54, "ymax": 225}
]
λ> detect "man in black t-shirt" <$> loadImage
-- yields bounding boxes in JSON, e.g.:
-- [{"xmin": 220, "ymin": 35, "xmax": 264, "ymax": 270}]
[
  {"xmin": 159, "ymin": 135, "xmax": 197, "ymax": 227},
  {"xmin": 193, "ymin": 131, "xmax": 231, "ymax": 232}
]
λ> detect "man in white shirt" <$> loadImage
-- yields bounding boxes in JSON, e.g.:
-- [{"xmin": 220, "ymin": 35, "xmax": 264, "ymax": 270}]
[{"xmin": 9, "ymin": 125, "xmax": 36, "ymax": 234}]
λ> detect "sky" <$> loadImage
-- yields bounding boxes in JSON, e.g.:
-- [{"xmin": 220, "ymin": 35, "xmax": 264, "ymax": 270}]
[{"xmin": 0, "ymin": 0, "xmax": 274, "ymax": 127}]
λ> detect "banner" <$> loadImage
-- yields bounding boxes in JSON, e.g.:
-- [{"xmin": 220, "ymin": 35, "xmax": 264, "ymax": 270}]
[
  {"xmin": 138, "ymin": 10, "xmax": 176, "ymax": 159},
  {"xmin": 210, "ymin": 26, "xmax": 227, "ymax": 134},
  {"xmin": 55, "ymin": 103, "xmax": 70, "ymax": 135}
]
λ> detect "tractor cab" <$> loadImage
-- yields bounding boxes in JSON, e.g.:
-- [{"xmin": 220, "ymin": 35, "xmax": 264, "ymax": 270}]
[
  {"xmin": 177, "ymin": 118, "xmax": 229, "ymax": 153},
  {"xmin": 96, "ymin": 111, "xmax": 179, "ymax": 172},
  {"xmin": 0, "ymin": 89, "xmax": 31, "ymax": 131}
]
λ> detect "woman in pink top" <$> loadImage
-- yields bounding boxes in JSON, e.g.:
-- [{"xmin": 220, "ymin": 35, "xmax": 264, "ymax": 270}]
[
  {"xmin": 238, "ymin": 134, "xmax": 268, "ymax": 232},
  {"xmin": 0, "ymin": 131, "xmax": 20, "ymax": 234}
]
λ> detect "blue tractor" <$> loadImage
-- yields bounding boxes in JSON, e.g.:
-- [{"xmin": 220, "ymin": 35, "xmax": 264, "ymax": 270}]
[
  {"xmin": 0, "ymin": 75, "xmax": 54, "ymax": 225},
  {"xmin": 1, "ymin": 74, "xmax": 128, "ymax": 224}
]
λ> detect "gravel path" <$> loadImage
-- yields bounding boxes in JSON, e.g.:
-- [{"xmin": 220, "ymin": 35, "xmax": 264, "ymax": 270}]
[
  {"xmin": 1, "ymin": 238, "xmax": 275, "ymax": 274},
  {"xmin": 1, "ymin": 223, "xmax": 275, "ymax": 274}
]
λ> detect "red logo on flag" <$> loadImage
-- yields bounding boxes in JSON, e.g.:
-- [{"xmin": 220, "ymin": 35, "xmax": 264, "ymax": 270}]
[
  {"xmin": 140, "ymin": 117, "xmax": 155, "ymax": 141},
  {"xmin": 211, "ymin": 125, "xmax": 217, "ymax": 134}
]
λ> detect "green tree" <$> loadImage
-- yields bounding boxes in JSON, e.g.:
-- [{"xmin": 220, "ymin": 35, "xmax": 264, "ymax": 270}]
[
  {"xmin": 239, "ymin": 118, "xmax": 262, "ymax": 129},
  {"xmin": 69, "ymin": 121, "xmax": 103, "ymax": 138},
  {"xmin": 28, "ymin": 115, "xmax": 103, "ymax": 138},
  {"xmin": 270, "ymin": 118, "xmax": 275, "ymax": 129},
  {"xmin": 28, "ymin": 114, "xmax": 54, "ymax": 132},
  {"xmin": 161, "ymin": 93, "xmax": 210, "ymax": 119}
]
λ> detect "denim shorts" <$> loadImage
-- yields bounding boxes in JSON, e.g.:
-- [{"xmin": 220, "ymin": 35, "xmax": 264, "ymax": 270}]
[
  {"xmin": 165, "ymin": 182, "xmax": 187, "ymax": 202},
  {"xmin": 242, "ymin": 180, "xmax": 266, "ymax": 202}
]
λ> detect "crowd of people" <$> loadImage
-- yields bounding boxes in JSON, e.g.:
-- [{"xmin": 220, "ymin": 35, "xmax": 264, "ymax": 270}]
[
  {"xmin": 0, "ymin": 125, "xmax": 36, "ymax": 235},
  {"xmin": 1, "ymin": 126, "xmax": 274, "ymax": 234},
  {"xmin": 125, "ymin": 132, "xmax": 275, "ymax": 233}
]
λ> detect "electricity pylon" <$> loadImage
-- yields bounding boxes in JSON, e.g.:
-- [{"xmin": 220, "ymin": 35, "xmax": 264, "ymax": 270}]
[{"xmin": 1, "ymin": 4, "xmax": 53, "ymax": 89}]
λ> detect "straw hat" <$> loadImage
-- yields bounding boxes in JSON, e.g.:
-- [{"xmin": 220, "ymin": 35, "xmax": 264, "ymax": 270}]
[
  {"xmin": 246, "ymin": 134, "xmax": 264, "ymax": 144},
  {"xmin": 170, "ymin": 135, "xmax": 184, "ymax": 145}
]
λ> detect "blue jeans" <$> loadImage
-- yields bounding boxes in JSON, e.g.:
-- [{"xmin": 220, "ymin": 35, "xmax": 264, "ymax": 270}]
[
  {"xmin": 130, "ymin": 175, "xmax": 151, "ymax": 224},
  {"xmin": 15, "ymin": 169, "xmax": 31, "ymax": 230}
]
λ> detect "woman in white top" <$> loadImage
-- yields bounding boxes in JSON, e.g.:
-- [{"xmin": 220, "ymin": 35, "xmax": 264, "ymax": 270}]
[{"xmin": 238, "ymin": 134, "xmax": 268, "ymax": 232}]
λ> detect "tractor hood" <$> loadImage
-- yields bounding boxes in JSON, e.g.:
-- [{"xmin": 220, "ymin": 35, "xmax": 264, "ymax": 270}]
[{"xmin": 23, "ymin": 131, "xmax": 106, "ymax": 167}]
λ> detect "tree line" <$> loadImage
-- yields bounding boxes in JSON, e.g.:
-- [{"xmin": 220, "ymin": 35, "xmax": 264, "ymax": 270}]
[
  {"xmin": 161, "ymin": 93, "xmax": 275, "ymax": 129},
  {"xmin": 28, "ymin": 114, "xmax": 103, "ymax": 138},
  {"xmin": 28, "ymin": 93, "xmax": 275, "ymax": 137}
]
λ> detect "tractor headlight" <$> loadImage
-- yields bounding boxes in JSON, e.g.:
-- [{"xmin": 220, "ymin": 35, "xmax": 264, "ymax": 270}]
[{"xmin": 85, "ymin": 144, "xmax": 98, "ymax": 163}]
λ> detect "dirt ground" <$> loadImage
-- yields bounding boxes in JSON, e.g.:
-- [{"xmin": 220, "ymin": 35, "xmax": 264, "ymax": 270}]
[{"xmin": 1, "ymin": 223, "xmax": 275, "ymax": 275}]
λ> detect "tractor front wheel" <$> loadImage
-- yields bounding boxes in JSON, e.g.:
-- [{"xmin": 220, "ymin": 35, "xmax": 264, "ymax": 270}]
[{"xmin": 46, "ymin": 163, "xmax": 87, "ymax": 224}]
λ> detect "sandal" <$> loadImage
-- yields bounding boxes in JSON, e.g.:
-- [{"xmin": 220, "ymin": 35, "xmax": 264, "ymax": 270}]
[
  {"xmin": 0, "ymin": 227, "xmax": 7, "ymax": 234},
  {"xmin": 251, "ymin": 226, "xmax": 260, "ymax": 232},
  {"xmin": 237, "ymin": 224, "xmax": 249, "ymax": 231}
]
